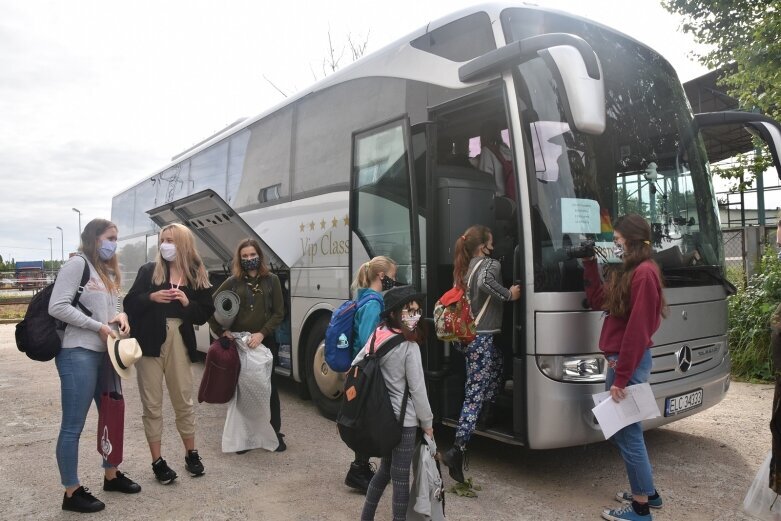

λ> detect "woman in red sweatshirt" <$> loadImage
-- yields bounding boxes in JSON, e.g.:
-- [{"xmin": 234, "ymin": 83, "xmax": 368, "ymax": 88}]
[{"xmin": 583, "ymin": 214, "xmax": 666, "ymax": 521}]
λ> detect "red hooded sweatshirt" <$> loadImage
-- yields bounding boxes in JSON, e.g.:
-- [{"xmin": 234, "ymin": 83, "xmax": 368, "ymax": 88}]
[{"xmin": 583, "ymin": 258, "xmax": 663, "ymax": 388}]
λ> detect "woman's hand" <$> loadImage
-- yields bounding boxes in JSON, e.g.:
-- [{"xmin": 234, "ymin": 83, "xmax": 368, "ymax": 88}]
[
  {"xmin": 109, "ymin": 312, "xmax": 130, "ymax": 336},
  {"xmin": 422, "ymin": 427, "xmax": 434, "ymax": 439},
  {"xmin": 99, "ymin": 325, "xmax": 117, "ymax": 344},
  {"xmin": 609, "ymin": 385, "xmax": 626, "ymax": 402},
  {"xmin": 150, "ymin": 289, "xmax": 175, "ymax": 304},
  {"xmin": 171, "ymin": 288, "xmax": 189, "ymax": 307},
  {"xmin": 247, "ymin": 332, "xmax": 265, "ymax": 349},
  {"xmin": 509, "ymin": 284, "xmax": 522, "ymax": 301}
]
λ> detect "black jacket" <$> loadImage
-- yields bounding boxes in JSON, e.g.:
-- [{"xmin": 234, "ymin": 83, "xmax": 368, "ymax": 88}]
[{"xmin": 124, "ymin": 262, "xmax": 215, "ymax": 362}]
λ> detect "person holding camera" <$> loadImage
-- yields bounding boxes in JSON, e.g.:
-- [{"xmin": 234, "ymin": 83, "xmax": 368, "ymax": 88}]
[
  {"xmin": 440, "ymin": 225, "xmax": 521, "ymax": 483},
  {"xmin": 582, "ymin": 214, "xmax": 666, "ymax": 521}
]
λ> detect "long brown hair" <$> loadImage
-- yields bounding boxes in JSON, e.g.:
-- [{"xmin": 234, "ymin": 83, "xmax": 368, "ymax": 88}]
[
  {"xmin": 231, "ymin": 238, "xmax": 270, "ymax": 278},
  {"xmin": 452, "ymin": 225, "xmax": 491, "ymax": 290},
  {"xmin": 603, "ymin": 214, "xmax": 667, "ymax": 318},
  {"xmin": 152, "ymin": 223, "xmax": 210, "ymax": 289},
  {"xmin": 79, "ymin": 218, "xmax": 120, "ymax": 293}
]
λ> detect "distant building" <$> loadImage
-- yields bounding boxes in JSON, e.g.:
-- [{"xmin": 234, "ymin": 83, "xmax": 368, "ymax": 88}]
[{"xmin": 15, "ymin": 260, "xmax": 45, "ymax": 289}]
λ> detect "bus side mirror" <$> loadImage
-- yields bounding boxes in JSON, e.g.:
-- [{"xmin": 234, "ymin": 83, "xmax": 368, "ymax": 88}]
[
  {"xmin": 694, "ymin": 111, "xmax": 781, "ymax": 179},
  {"xmin": 458, "ymin": 33, "xmax": 606, "ymax": 136}
]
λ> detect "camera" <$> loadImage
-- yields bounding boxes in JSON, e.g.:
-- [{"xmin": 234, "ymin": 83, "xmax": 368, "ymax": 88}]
[{"xmin": 564, "ymin": 240, "xmax": 596, "ymax": 259}]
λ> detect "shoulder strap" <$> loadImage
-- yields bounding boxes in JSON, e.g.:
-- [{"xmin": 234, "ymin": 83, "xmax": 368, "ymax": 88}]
[
  {"xmin": 356, "ymin": 292, "xmax": 383, "ymax": 309},
  {"xmin": 72, "ymin": 255, "xmax": 92, "ymax": 317},
  {"xmin": 466, "ymin": 259, "xmax": 485, "ymax": 290}
]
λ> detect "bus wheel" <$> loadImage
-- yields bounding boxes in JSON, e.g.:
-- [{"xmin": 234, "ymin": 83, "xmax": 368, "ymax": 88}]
[{"xmin": 304, "ymin": 317, "xmax": 344, "ymax": 419}]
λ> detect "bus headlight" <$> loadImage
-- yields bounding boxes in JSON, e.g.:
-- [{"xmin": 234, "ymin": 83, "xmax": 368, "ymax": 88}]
[{"xmin": 537, "ymin": 355, "xmax": 607, "ymax": 383}]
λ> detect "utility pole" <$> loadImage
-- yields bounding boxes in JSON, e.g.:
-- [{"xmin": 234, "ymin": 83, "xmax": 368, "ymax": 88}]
[
  {"xmin": 56, "ymin": 226, "xmax": 64, "ymax": 261},
  {"xmin": 48, "ymin": 237, "xmax": 53, "ymax": 270},
  {"xmin": 72, "ymin": 208, "xmax": 82, "ymax": 246}
]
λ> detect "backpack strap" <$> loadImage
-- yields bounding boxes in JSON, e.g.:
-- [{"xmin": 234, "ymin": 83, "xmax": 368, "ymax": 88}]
[
  {"xmin": 356, "ymin": 292, "xmax": 383, "ymax": 310},
  {"xmin": 367, "ymin": 332, "xmax": 410, "ymax": 424},
  {"xmin": 467, "ymin": 259, "xmax": 490, "ymax": 327},
  {"xmin": 72, "ymin": 255, "xmax": 92, "ymax": 317}
]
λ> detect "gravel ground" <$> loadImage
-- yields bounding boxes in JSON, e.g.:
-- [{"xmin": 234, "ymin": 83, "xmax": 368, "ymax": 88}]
[{"xmin": 0, "ymin": 323, "xmax": 772, "ymax": 520}]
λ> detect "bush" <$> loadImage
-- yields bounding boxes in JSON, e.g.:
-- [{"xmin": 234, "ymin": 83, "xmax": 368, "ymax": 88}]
[{"xmin": 728, "ymin": 246, "xmax": 781, "ymax": 381}]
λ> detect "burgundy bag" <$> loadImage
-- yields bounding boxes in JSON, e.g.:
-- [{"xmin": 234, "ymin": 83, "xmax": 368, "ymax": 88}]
[
  {"xmin": 198, "ymin": 336, "xmax": 240, "ymax": 404},
  {"xmin": 97, "ymin": 364, "xmax": 124, "ymax": 467}
]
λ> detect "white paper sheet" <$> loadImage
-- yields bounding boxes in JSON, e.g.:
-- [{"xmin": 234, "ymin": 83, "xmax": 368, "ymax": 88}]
[{"xmin": 591, "ymin": 382, "xmax": 661, "ymax": 440}]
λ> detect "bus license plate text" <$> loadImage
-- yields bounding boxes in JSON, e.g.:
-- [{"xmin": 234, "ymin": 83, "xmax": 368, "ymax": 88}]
[{"xmin": 665, "ymin": 389, "xmax": 703, "ymax": 417}]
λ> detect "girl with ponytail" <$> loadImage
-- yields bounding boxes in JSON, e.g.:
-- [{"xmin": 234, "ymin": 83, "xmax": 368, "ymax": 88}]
[{"xmin": 441, "ymin": 225, "xmax": 521, "ymax": 483}]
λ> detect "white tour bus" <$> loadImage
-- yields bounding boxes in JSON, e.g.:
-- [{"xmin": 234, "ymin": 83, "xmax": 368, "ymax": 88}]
[{"xmin": 112, "ymin": 3, "xmax": 781, "ymax": 449}]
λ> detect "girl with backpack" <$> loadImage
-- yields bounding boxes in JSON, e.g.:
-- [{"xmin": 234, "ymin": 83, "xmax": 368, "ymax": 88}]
[
  {"xmin": 208, "ymin": 238, "xmax": 286, "ymax": 453},
  {"xmin": 124, "ymin": 223, "xmax": 214, "ymax": 485},
  {"xmin": 440, "ymin": 225, "xmax": 521, "ymax": 483},
  {"xmin": 49, "ymin": 218, "xmax": 140, "ymax": 513},
  {"xmin": 582, "ymin": 214, "xmax": 666, "ymax": 521},
  {"xmin": 357, "ymin": 285, "xmax": 433, "ymax": 521},
  {"xmin": 344, "ymin": 255, "xmax": 398, "ymax": 493}
]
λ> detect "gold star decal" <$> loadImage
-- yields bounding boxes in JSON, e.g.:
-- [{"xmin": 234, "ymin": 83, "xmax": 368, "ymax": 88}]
[
  {"xmin": 309, "ymin": 221, "xmax": 315, "ymax": 231},
  {"xmin": 332, "ymin": 217, "xmax": 338, "ymax": 228},
  {"xmin": 343, "ymin": 215, "xmax": 349, "ymax": 226},
  {"xmin": 320, "ymin": 219, "xmax": 326, "ymax": 229},
  {"xmin": 299, "ymin": 223, "xmax": 305, "ymax": 232}
]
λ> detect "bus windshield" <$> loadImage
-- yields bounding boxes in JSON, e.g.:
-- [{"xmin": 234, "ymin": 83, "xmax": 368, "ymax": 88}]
[{"xmin": 502, "ymin": 8, "xmax": 724, "ymax": 292}]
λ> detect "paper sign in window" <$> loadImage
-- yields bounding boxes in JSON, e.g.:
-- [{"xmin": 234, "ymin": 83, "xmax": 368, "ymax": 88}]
[{"xmin": 561, "ymin": 198, "xmax": 600, "ymax": 234}]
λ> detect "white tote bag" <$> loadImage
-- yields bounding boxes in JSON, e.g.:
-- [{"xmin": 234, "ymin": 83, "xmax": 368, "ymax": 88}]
[
  {"xmin": 743, "ymin": 451, "xmax": 781, "ymax": 520},
  {"xmin": 221, "ymin": 333, "xmax": 279, "ymax": 453}
]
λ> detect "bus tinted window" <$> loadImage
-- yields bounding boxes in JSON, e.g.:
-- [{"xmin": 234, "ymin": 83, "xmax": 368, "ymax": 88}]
[
  {"xmin": 226, "ymin": 129, "xmax": 250, "ymax": 205},
  {"xmin": 189, "ymin": 141, "xmax": 228, "ymax": 197},
  {"xmin": 411, "ymin": 11, "xmax": 495, "ymax": 62}
]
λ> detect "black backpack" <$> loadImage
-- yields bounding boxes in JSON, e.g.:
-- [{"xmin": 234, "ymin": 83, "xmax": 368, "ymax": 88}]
[
  {"xmin": 336, "ymin": 332, "xmax": 409, "ymax": 457},
  {"xmin": 15, "ymin": 256, "xmax": 92, "ymax": 362}
]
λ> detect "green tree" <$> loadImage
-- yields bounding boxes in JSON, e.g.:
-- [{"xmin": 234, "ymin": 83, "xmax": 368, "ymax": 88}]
[{"xmin": 661, "ymin": 0, "xmax": 781, "ymax": 121}]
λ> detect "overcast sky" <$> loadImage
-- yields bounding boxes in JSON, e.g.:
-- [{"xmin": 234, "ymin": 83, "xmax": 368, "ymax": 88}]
[{"xmin": 0, "ymin": 0, "xmax": 729, "ymax": 262}]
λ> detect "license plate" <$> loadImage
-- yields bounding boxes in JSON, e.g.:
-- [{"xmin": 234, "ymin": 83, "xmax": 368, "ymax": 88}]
[{"xmin": 665, "ymin": 388, "xmax": 703, "ymax": 416}]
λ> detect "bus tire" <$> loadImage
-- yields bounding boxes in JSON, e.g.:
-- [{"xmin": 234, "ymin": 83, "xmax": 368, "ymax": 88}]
[{"xmin": 304, "ymin": 316, "xmax": 344, "ymax": 420}]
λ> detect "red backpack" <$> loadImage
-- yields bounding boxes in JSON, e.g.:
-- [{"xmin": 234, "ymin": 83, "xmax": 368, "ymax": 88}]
[
  {"xmin": 198, "ymin": 336, "xmax": 240, "ymax": 404},
  {"xmin": 486, "ymin": 144, "xmax": 516, "ymax": 201}
]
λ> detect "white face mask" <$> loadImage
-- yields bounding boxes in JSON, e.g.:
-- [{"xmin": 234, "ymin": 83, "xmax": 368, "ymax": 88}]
[
  {"xmin": 160, "ymin": 242, "xmax": 177, "ymax": 261},
  {"xmin": 401, "ymin": 314, "xmax": 421, "ymax": 331}
]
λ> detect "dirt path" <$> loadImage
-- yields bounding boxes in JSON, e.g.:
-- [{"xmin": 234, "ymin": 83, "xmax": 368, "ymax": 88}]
[{"xmin": 0, "ymin": 324, "xmax": 771, "ymax": 520}]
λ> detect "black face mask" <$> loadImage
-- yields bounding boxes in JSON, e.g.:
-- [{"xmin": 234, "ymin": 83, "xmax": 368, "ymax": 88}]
[{"xmin": 381, "ymin": 275, "xmax": 399, "ymax": 291}]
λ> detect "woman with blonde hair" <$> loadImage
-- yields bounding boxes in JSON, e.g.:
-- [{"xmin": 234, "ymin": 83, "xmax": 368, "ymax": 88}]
[
  {"xmin": 124, "ymin": 223, "xmax": 214, "ymax": 485},
  {"xmin": 344, "ymin": 255, "xmax": 399, "ymax": 493},
  {"xmin": 50, "ymin": 218, "xmax": 139, "ymax": 513},
  {"xmin": 208, "ymin": 238, "xmax": 285, "ymax": 453}
]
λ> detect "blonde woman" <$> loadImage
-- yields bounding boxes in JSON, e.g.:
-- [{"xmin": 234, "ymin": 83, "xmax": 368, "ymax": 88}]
[
  {"xmin": 124, "ymin": 223, "xmax": 214, "ymax": 485},
  {"xmin": 344, "ymin": 255, "xmax": 398, "ymax": 494},
  {"xmin": 49, "ymin": 219, "xmax": 138, "ymax": 513}
]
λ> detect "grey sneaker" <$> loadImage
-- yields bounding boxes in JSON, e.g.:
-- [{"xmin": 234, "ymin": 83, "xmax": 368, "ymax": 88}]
[{"xmin": 615, "ymin": 491, "xmax": 663, "ymax": 509}]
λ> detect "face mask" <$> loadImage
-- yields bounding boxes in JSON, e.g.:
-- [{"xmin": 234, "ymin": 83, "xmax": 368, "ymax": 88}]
[
  {"xmin": 401, "ymin": 314, "xmax": 421, "ymax": 331},
  {"xmin": 160, "ymin": 242, "xmax": 177, "ymax": 261},
  {"xmin": 613, "ymin": 245, "xmax": 624, "ymax": 259},
  {"xmin": 381, "ymin": 275, "xmax": 399, "ymax": 291},
  {"xmin": 97, "ymin": 240, "xmax": 117, "ymax": 261},
  {"xmin": 240, "ymin": 257, "xmax": 261, "ymax": 272}
]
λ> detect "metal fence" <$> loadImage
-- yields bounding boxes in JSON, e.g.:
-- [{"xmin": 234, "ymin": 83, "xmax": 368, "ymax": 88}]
[{"xmin": 722, "ymin": 225, "xmax": 779, "ymax": 287}]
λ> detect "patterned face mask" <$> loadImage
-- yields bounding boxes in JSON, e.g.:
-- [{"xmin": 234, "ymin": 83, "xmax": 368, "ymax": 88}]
[
  {"xmin": 401, "ymin": 313, "xmax": 421, "ymax": 331},
  {"xmin": 381, "ymin": 275, "xmax": 399, "ymax": 291},
  {"xmin": 240, "ymin": 257, "xmax": 261, "ymax": 272}
]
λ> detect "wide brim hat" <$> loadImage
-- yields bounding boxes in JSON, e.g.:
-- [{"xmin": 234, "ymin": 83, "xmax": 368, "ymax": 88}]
[
  {"xmin": 107, "ymin": 337, "xmax": 142, "ymax": 379},
  {"xmin": 381, "ymin": 285, "xmax": 426, "ymax": 318}
]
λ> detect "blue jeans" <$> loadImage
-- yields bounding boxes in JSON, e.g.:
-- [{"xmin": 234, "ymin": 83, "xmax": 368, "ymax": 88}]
[
  {"xmin": 56, "ymin": 347, "xmax": 112, "ymax": 488},
  {"xmin": 605, "ymin": 349, "xmax": 655, "ymax": 496}
]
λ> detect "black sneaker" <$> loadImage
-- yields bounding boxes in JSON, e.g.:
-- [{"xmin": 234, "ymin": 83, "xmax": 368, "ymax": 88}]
[
  {"xmin": 440, "ymin": 445, "xmax": 465, "ymax": 483},
  {"xmin": 344, "ymin": 461, "xmax": 375, "ymax": 494},
  {"xmin": 275, "ymin": 432, "xmax": 287, "ymax": 453},
  {"xmin": 185, "ymin": 450, "xmax": 205, "ymax": 476},
  {"xmin": 103, "ymin": 470, "xmax": 141, "ymax": 493},
  {"xmin": 62, "ymin": 486, "xmax": 105, "ymax": 513},
  {"xmin": 152, "ymin": 457, "xmax": 178, "ymax": 484}
]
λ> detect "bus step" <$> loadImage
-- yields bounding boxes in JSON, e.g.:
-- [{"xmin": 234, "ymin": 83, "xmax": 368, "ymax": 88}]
[{"xmin": 440, "ymin": 418, "xmax": 525, "ymax": 446}]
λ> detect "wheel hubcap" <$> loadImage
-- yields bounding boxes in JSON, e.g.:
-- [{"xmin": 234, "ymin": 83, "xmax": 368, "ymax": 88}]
[{"xmin": 313, "ymin": 341, "xmax": 345, "ymax": 399}]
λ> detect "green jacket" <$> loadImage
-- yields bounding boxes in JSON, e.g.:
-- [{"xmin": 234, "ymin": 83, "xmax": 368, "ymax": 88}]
[{"xmin": 208, "ymin": 273, "xmax": 284, "ymax": 338}]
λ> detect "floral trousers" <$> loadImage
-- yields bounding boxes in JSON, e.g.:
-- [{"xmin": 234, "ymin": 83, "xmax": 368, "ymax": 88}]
[{"xmin": 454, "ymin": 334, "xmax": 503, "ymax": 444}]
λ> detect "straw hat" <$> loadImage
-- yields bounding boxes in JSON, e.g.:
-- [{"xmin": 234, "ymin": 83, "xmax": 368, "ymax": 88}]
[{"xmin": 106, "ymin": 336, "xmax": 142, "ymax": 379}]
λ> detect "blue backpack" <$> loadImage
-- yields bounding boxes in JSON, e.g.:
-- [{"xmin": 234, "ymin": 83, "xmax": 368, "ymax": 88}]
[{"xmin": 324, "ymin": 293, "xmax": 383, "ymax": 372}]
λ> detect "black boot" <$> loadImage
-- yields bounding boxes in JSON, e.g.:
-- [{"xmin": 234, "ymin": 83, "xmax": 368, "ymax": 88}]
[
  {"xmin": 344, "ymin": 461, "xmax": 374, "ymax": 494},
  {"xmin": 440, "ymin": 445, "xmax": 465, "ymax": 483}
]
